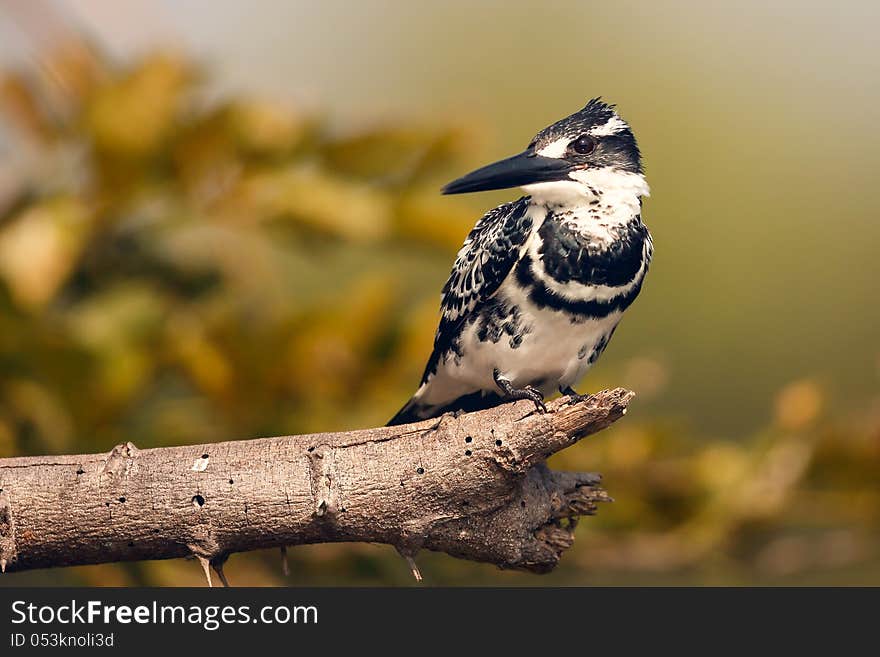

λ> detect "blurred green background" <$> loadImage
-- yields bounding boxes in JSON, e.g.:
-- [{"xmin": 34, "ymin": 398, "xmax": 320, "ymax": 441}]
[{"xmin": 0, "ymin": 0, "xmax": 878, "ymax": 586}]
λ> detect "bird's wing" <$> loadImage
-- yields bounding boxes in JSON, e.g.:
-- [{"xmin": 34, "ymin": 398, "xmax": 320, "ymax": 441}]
[{"xmin": 419, "ymin": 196, "xmax": 534, "ymax": 384}]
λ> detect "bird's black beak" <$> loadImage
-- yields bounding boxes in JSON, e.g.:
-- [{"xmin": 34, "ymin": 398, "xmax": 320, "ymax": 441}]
[{"xmin": 441, "ymin": 149, "xmax": 571, "ymax": 195}]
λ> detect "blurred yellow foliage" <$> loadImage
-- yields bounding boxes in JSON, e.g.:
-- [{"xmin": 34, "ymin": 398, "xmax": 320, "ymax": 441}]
[
  {"xmin": 84, "ymin": 54, "xmax": 191, "ymax": 159},
  {"xmin": 0, "ymin": 197, "xmax": 92, "ymax": 309},
  {"xmin": 774, "ymin": 379, "xmax": 824, "ymax": 432}
]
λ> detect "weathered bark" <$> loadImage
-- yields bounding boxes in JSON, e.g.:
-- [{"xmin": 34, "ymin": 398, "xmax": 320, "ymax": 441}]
[{"xmin": 0, "ymin": 388, "xmax": 633, "ymax": 581}]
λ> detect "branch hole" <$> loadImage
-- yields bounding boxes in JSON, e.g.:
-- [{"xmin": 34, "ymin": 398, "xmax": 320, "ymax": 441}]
[
  {"xmin": 464, "ymin": 449, "xmax": 472, "ymax": 457},
  {"xmin": 75, "ymin": 467, "xmax": 84, "ymax": 475},
  {"xmin": 520, "ymin": 501, "xmax": 526, "ymax": 508},
  {"xmin": 192, "ymin": 494, "xmax": 206, "ymax": 508},
  {"xmin": 228, "ymin": 479, "xmax": 234, "ymax": 485},
  {"xmin": 416, "ymin": 467, "xmax": 424, "ymax": 475},
  {"xmin": 307, "ymin": 446, "xmax": 315, "ymax": 453},
  {"xmin": 104, "ymin": 501, "xmax": 111, "ymax": 507},
  {"xmin": 465, "ymin": 436, "xmax": 472, "ymax": 443},
  {"xmin": 201, "ymin": 453, "xmax": 209, "ymax": 459},
  {"xmin": 118, "ymin": 496, "xmax": 126, "ymax": 503},
  {"xmin": 495, "ymin": 439, "xmax": 502, "ymax": 446},
  {"xmin": 152, "ymin": 528, "xmax": 160, "ymax": 534}
]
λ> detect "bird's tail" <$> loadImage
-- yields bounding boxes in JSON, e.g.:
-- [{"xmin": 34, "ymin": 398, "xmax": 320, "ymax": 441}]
[
  {"xmin": 386, "ymin": 396, "xmax": 429, "ymax": 426},
  {"xmin": 386, "ymin": 390, "xmax": 505, "ymax": 426}
]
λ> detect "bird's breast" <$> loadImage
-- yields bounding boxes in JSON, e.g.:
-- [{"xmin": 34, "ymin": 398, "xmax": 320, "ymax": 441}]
[
  {"xmin": 457, "ymin": 282, "xmax": 622, "ymax": 393},
  {"xmin": 538, "ymin": 210, "xmax": 649, "ymax": 286},
  {"xmin": 512, "ymin": 205, "xmax": 652, "ymax": 320}
]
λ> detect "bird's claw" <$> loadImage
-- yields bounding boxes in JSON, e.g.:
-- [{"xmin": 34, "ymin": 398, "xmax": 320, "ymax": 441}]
[
  {"xmin": 560, "ymin": 386, "xmax": 591, "ymax": 406},
  {"xmin": 508, "ymin": 384, "xmax": 547, "ymax": 414},
  {"xmin": 493, "ymin": 370, "xmax": 547, "ymax": 414},
  {"xmin": 523, "ymin": 385, "xmax": 547, "ymax": 413},
  {"xmin": 510, "ymin": 389, "xmax": 547, "ymax": 414}
]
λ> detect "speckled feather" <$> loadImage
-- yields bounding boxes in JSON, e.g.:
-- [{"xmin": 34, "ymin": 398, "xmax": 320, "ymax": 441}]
[{"xmin": 420, "ymin": 197, "xmax": 534, "ymax": 384}]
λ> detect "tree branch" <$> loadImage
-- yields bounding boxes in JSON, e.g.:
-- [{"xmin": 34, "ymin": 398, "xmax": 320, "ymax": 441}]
[{"xmin": 0, "ymin": 388, "xmax": 633, "ymax": 580}]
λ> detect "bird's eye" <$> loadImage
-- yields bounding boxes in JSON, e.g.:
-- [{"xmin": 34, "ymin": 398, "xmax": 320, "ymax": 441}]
[{"xmin": 571, "ymin": 135, "xmax": 596, "ymax": 155}]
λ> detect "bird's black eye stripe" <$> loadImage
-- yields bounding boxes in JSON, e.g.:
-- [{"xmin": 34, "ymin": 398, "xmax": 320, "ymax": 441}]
[{"xmin": 570, "ymin": 134, "xmax": 596, "ymax": 155}]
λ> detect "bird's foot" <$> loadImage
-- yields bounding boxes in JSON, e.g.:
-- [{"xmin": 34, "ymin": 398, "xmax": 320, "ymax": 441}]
[
  {"xmin": 560, "ymin": 386, "xmax": 592, "ymax": 406},
  {"xmin": 493, "ymin": 370, "xmax": 547, "ymax": 414}
]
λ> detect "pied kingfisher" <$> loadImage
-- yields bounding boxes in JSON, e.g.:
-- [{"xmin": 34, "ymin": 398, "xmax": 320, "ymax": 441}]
[{"xmin": 388, "ymin": 99, "xmax": 652, "ymax": 426}]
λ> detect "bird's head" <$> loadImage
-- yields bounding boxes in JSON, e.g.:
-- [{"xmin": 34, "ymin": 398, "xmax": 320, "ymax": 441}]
[{"xmin": 442, "ymin": 98, "xmax": 647, "ymax": 204}]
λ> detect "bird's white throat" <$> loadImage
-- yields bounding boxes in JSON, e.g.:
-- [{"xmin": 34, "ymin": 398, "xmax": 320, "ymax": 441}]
[{"xmin": 522, "ymin": 166, "xmax": 649, "ymax": 213}]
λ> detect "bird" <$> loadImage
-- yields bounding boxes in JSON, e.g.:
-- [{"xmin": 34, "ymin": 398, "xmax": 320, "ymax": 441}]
[{"xmin": 388, "ymin": 98, "xmax": 652, "ymax": 426}]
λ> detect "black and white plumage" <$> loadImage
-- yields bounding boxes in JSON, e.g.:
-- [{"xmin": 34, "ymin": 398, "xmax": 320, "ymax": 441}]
[{"xmin": 389, "ymin": 99, "xmax": 652, "ymax": 426}]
